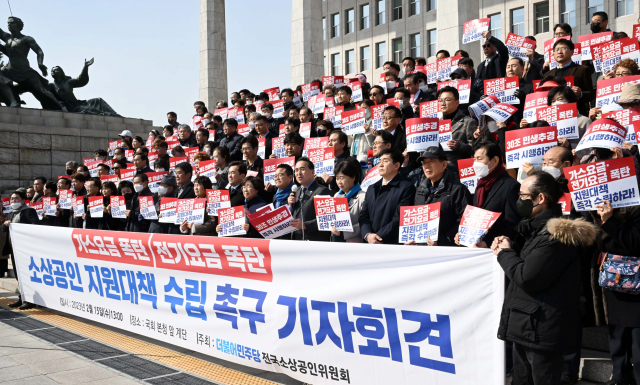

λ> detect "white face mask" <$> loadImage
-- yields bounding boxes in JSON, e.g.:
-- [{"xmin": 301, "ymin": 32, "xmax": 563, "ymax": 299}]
[
  {"xmin": 403, "ymin": 67, "xmax": 412, "ymax": 73},
  {"xmin": 542, "ymin": 165, "xmax": 562, "ymax": 179},
  {"xmin": 386, "ymin": 81, "xmax": 396, "ymax": 90},
  {"xmin": 419, "ymin": 83, "xmax": 429, "ymax": 92},
  {"xmin": 249, "ymin": 122, "xmax": 256, "ymax": 130},
  {"xmin": 134, "ymin": 184, "xmax": 144, "ymax": 193},
  {"xmin": 486, "ymin": 120, "xmax": 499, "ymax": 133},
  {"xmin": 397, "ymin": 100, "xmax": 404, "ymax": 108},
  {"xmin": 10, "ymin": 202, "xmax": 21, "ymax": 210},
  {"xmin": 473, "ymin": 161, "xmax": 491, "ymax": 179},
  {"xmin": 246, "ymin": 100, "xmax": 253, "ymax": 105},
  {"xmin": 552, "ymin": 101, "xmax": 567, "ymax": 105},
  {"xmin": 202, "ymin": 119, "xmax": 211, "ymax": 126},
  {"xmin": 157, "ymin": 186, "xmax": 168, "ymax": 195},
  {"xmin": 115, "ymin": 154, "xmax": 124, "ymax": 160},
  {"xmin": 205, "ymin": 148, "xmax": 212, "ymax": 155},
  {"xmin": 263, "ymin": 112, "xmax": 272, "ymax": 119}
]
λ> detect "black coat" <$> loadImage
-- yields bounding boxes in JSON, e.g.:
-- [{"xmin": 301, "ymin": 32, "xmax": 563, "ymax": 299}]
[
  {"xmin": 220, "ymin": 131, "xmax": 243, "ymax": 161},
  {"xmin": 444, "ymin": 109, "xmax": 478, "ymax": 175},
  {"xmin": 148, "ymin": 190, "xmax": 181, "ymax": 234},
  {"xmin": 474, "ymin": 36, "xmax": 510, "ymax": 91},
  {"xmin": 244, "ymin": 195, "xmax": 269, "ymax": 239},
  {"xmin": 1, "ymin": 205, "xmax": 39, "ymax": 256},
  {"xmin": 414, "ymin": 169, "xmax": 472, "ymax": 246},
  {"xmin": 391, "ymin": 128, "xmax": 407, "ymax": 153},
  {"xmin": 179, "ymin": 134, "xmax": 198, "ymax": 148},
  {"xmin": 474, "ymin": 171, "xmax": 521, "ymax": 246},
  {"xmin": 83, "ymin": 195, "xmax": 103, "ymax": 230},
  {"xmin": 497, "ymin": 206, "xmax": 592, "ymax": 352},
  {"xmin": 544, "ymin": 62, "xmax": 594, "ymax": 117},
  {"xmin": 125, "ymin": 187, "xmax": 157, "ymax": 233},
  {"xmin": 228, "ymin": 185, "xmax": 245, "ymax": 207},
  {"xmin": 70, "ymin": 187, "xmax": 87, "ymax": 229},
  {"xmin": 246, "ymin": 157, "xmax": 264, "ymax": 179},
  {"xmin": 359, "ymin": 173, "xmax": 416, "ymax": 244},
  {"xmin": 176, "ymin": 181, "xmax": 195, "ymax": 199},
  {"xmin": 290, "ymin": 180, "xmax": 332, "ymax": 242},
  {"xmin": 135, "ymin": 165, "xmax": 153, "ymax": 176},
  {"xmin": 412, "ymin": 89, "xmax": 434, "ymax": 108}
]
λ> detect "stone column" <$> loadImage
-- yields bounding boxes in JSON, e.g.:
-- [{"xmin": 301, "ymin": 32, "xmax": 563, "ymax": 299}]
[
  {"xmin": 200, "ymin": 0, "xmax": 228, "ymax": 108},
  {"xmin": 291, "ymin": 0, "xmax": 324, "ymax": 88}
]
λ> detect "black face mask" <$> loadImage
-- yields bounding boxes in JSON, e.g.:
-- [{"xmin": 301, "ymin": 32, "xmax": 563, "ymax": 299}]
[
  {"xmin": 66, "ymin": 169, "xmax": 73, "ymax": 175},
  {"xmin": 317, "ymin": 129, "xmax": 327, "ymax": 137},
  {"xmin": 590, "ymin": 22, "xmax": 602, "ymax": 33},
  {"xmin": 124, "ymin": 192, "xmax": 134, "ymax": 201},
  {"xmin": 168, "ymin": 119, "xmax": 176, "ymax": 125},
  {"xmin": 516, "ymin": 198, "xmax": 540, "ymax": 218}
]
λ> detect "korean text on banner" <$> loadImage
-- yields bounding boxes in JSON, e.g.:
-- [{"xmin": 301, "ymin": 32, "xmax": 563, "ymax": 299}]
[
  {"xmin": 462, "ymin": 18, "xmax": 490, "ymax": 44},
  {"xmin": 308, "ymin": 147, "xmax": 336, "ymax": 176},
  {"xmin": 406, "ymin": 118, "xmax": 438, "ymax": 152},
  {"xmin": 72, "ymin": 196, "xmax": 84, "ymax": 217},
  {"xmin": 399, "ymin": 202, "xmax": 441, "ymax": 243},
  {"xmin": 419, "ymin": 100, "xmax": 442, "ymax": 119},
  {"xmin": 559, "ymin": 193, "xmax": 572, "ymax": 216},
  {"xmin": 536, "ymin": 103, "xmax": 580, "ymax": 139},
  {"xmin": 271, "ymin": 137, "xmax": 286, "ymax": 159},
  {"xmin": 214, "ymin": 108, "xmax": 228, "ymax": 120},
  {"xmin": 175, "ymin": 198, "xmax": 206, "ymax": 225},
  {"xmin": 426, "ymin": 62, "xmax": 438, "ymax": 84},
  {"xmin": 600, "ymin": 37, "xmax": 640, "ymax": 74},
  {"xmin": 88, "ymin": 196, "xmax": 104, "ymax": 219},
  {"xmin": 263, "ymin": 157, "xmax": 296, "ymax": 186},
  {"xmin": 147, "ymin": 172, "xmax": 168, "ymax": 194},
  {"xmin": 322, "ymin": 76, "xmax": 344, "ymax": 88},
  {"xmin": 484, "ymin": 76, "xmax": 519, "ymax": 104},
  {"xmin": 602, "ymin": 108, "xmax": 640, "ymax": 145},
  {"xmin": 341, "ymin": 109, "xmax": 366, "ymax": 135},
  {"xmin": 299, "ymin": 123, "xmax": 312, "ymax": 139},
  {"xmin": 505, "ymin": 33, "xmax": 536, "ymax": 62},
  {"xmin": 458, "ymin": 206, "xmax": 501, "ymax": 247},
  {"xmin": 438, "ymin": 120, "xmax": 452, "ymax": 151},
  {"xmin": 505, "ymin": 125, "xmax": 557, "ymax": 169},
  {"xmin": 371, "ymin": 103, "xmax": 387, "ymax": 131},
  {"xmin": 206, "ymin": 189, "xmax": 231, "ymax": 216},
  {"xmin": 579, "ymin": 31, "xmax": 614, "ymax": 61},
  {"xmin": 110, "ymin": 196, "xmax": 126, "ymax": 219},
  {"xmin": 29, "ymin": 202, "xmax": 43, "ymax": 218},
  {"xmin": 324, "ymin": 106, "xmax": 344, "ymax": 128},
  {"xmin": 314, "ymin": 197, "xmax": 353, "ymax": 232},
  {"xmin": 361, "ymin": 166, "xmax": 381, "ymax": 191},
  {"xmin": 58, "ymin": 189, "xmax": 73, "ymax": 210},
  {"xmin": 595, "ymin": 75, "xmax": 640, "ymax": 113},
  {"xmin": 268, "ymin": 100, "xmax": 285, "ymax": 119},
  {"xmin": 348, "ymin": 81, "xmax": 363, "ymax": 103},
  {"xmin": 311, "ymin": 95, "xmax": 326, "ymax": 114},
  {"xmin": 264, "ymin": 87, "xmax": 280, "ymax": 101},
  {"xmin": 301, "ymin": 82, "xmax": 320, "ymax": 102},
  {"xmin": 218, "ymin": 206, "xmax": 247, "ymax": 236},
  {"xmin": 198, "ymin": 160, "xmax": 217, "ymax": 181},
  {"xmin": 523, "ymin": 91, "xmax": 549, "ymax": 121},
  {"xmin": 483, "ymin": 103, "xmax": 519, "ymax": 129},
  {"xmin": 303, "ymin": 137, "xmax": 328, "ymax": 157},
  {"xmin": 469, "ymin": 95, "xmax": 500, "ymax": 119},
  {"xmin": 158, "ymin": 197, "xmax": 177, "ymax": 223},
  {"xmin": 43, "ymin": 197, "xmax": 57, "ymax": 216},
  {"xmin": 249, "ymin": 205, "xmax": 295, "ymax": 239},
  {"xmin": 438, "ymin": 80, "xmax": 472, "ymax": 104},
  {"xmin": 575, "ymin": 118, "xmax": 627, "ymax": 152},
  {"xmin": 564, "ymin": 156, "xmax": 640, "ymax": 211},
  {"xmin": 139, "ymin": 196, "xmax": 157, "ymax": 220},
  {"xmin": 458, "ymin": 159, "xmax": 479, "ymax": 194}
]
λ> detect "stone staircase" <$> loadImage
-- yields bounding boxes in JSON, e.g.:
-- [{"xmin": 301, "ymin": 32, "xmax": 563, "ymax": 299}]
[
  {"xmin": 0, "ymin": 106, "xmax": 160, "ymax": 194},
  {"xmin": 580, "ymin": 326, "xmax": 613, "ymax": 383}
]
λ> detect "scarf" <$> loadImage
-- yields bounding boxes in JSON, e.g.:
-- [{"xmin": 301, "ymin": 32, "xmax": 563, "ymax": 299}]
[
  {"xmin": 338, "ymin": 183, "xmax": 362, "ymax": 201},
  {"xmin": 475, "ymin": 163, "xmax": 506, "ymax": 208},
  {"xmin": 274, "ymin": 181, "xmax": 294, "ymax": 208}
]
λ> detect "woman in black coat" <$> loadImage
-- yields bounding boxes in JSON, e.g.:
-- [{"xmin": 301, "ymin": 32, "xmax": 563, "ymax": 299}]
[
  {"xmin": 241, "ymin": 176, "xmax": 268, "ymax": 239},
  {"xmin": 492, "ymin": 171, "xmax": 595, "ymax": 384}
]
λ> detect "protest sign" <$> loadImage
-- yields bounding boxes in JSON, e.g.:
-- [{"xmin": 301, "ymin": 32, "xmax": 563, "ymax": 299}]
[
  {"xmin": 29, "ymin": 201, "xmax": 43, "ymax": 218},
  {"xmin": 341, "ymin": 108, "xmax": 366, "ymax": 135},
  {"xmin": 148, "ymin": 151, "xmax": 159, "ymax": 169},
  {"xmin": 419, "ymin": 100, "xmax": 442, "ymax": 119},
  {"xmin": 59, "ymin": 189, "xmax": 73, "ymax": 210},
  {"xmin": 257, "ymin": 137, "xmax": 266, "ymax": 158},
  {"xmin": 263, "ymin": 157, "xmax": 295, "ymax": 185},
  {"xmin": 72, "ymin": 196, "xmax": 84, "ymax": 217},
  {"xmin": 484, "ymin": 76, "xmax": 519, "ymax": 104},
  {"xmin": 635, "ymin": 24, "xmax": 640, "ymax": 40},
  {"xmin": 184, "ymin": 147, "xmax": 200, "ymax": 166},
  {"xmin": 596, "ymin": 75, "xmax": 640, "ymax": 113},
  {"xmin": 505, "ymin": 33, "xmax": 536, "ymax": 62},
  {"xmin": 314, "ymin": 197, "xmax": 353, "ymax": 232},
  {"xmin": 559, "ymin": 193, "xmax": 572, "ymax": 216},
  {"xmin": 362, "ymin": 166, "xmax": 381, "ymax": 191},
  {"xmin": 271, "ymin": 137, "xmax": 286, "ymax": 158},
  {"xmin": 108, "ymin": 140, "xmax": 119, "ymax": 156},
  {"xmin": 169, "ymin": 156, "xmax": 188, "ymax": 172},
  {"xmin": 303, "ymin": 137, "xmax": 328, "ymax": 157},
  {"xmin": 100, "ymin": 174, "xmax": 119, "ymax": 184},
  {"xmin": 324, "ymin": 106, "xmax": 344, "ymax": 128},
  {"xmin": 348, "ymin": 80, "xmax": 363, "ymax": 102},
  {"xmin": 249, "ymin": 206, "xmax": 295, "ymax": 239},
  {"xmin": 600, "ymin": 37, "xmax": 640, "ymax": 74},
  {"xmin": 462, "ymin": 18, "xmax": 490, "ymax": 44},
  {"xmin": 399, "ymin": 202, "xmax": 441, "ymax": 243},
  {"xmin": 468, "ymin": 95, "xmax": 500, "ymax": 119},
  {"xmin": 166, "ymin": 135, "xmax": 180, "ymax": 151},
  {"xmin": 436, "ymin": 56, "xmax": 461, "ymax": 81},
  {"xmin": 579, "ymin": 31, "xmax": 614, "ymax": 60},
  {"xmin": 564, "ymin": 156, "xmax": 640, "ymax": 211},
  {"xmin": 602, "ymin": 108, "xmax": 640, "ymax": 144},
  {"xmin": 426, "ymin": 61, "xmax": 438, "ymax": 84},
  {"xmin": 228, "ymin": 108, "xmax": 246, "ymax": 124},
  {"xmin": 458, "ymin": 158, "xmax": 478, "ymax": 194},
  {"xmin": 43, "ymin": 197, "xmax": 57, "ymax": 216},
  {"xmin": 264, "ymin": 87, "xmax": 280, "ymax": 101},
  {"xmin": 438, "ymin": 119, "xmax": 452, "ymax": 151},
  {"xmin": 268, "ymin": 100, "xmax": 285, "ymax": 119},
  {"xmin": 175, "ymin": 198, "xmax": 206, "ymax": 225},
  {"xmin": 437, "ymin": 80, "xmax": 472, "ymax": 104},
  {"xmin": 206, "ymin": 189, "xmax": 231, "ymax": 216},
  {"xmin": 125, "ymin": 150, "xmax": 134, "ymax": 162},
  {"xmin": 371, "ymin": 103, "xmax": 388, "ymax": 131},
  {"xmin": 533, "ymin": 76, "xmax": 574, "ymax": 92},
  {"xmin": 308, "ymin": 147, "xmax": 336, "ymax": 176},
  {"xmin": 483, "ymin": 103, "xmax": 519, "ymax": 127},
  {"xmin": 311, "ymin": 95, "xmax": 326, "ymax": 114},
  {"xmin": 522, "ymin": 91, "xmax": 549, "ymax": 121},
  {"xmin": 139, "ymin": 196, "xmax": 157, "ymax": 220},
  {"xmin": 110, "ymin": 196, "xmax": 126, "ymax": 219},
  {"xmin": 158, "ymin": 197, "xmax": 177, "ymax": 223},
  {"xmin": 119, "ymin": 169, "xmax": 136, "ymax": 183},
  {"xmin": 536, "ymin": 103, "xmax": 580, "ymax": 139},
  {"xmin": 214, "ymin": 108, "xmax": 229, "ymax": 120},
  {"xmin": 322, "ymin": 76, "xmax": 344, "ymax": 88},
  {"xmin": 458, "ymin": 206, "xmax": 501, "ymax": 247},
  {"xmin": 238, "ymin": 124, "xmax": 251, "ymax": 137},
  {"xmin": 575, "ymin": 118, "xmax": 627, "ymax": 152},
  {"xmin": 543, "ymin": 36, "xmax": 570, "ymax": 63},
  {"xmin": 198, "ymin": 159, "xmax": 217, "ymax": 181},
  {"xmin": 301, "ymin": 82, "xmax": 320, "ymax": 102},
  {"xmin": 218, "ymin": 206, "xmax": 247, "ymax": 236},
  {"xmin": 299, "ymin": 122, "xmax": 312, "ymax": 139},
  {"xmin": 1, "ymin": 197, "xmax": 10, "ymax": 214},
  {"xmin": 88, "ymin": 196, "xmax": 104, "ymax": 219},
  {"xmin": 190, "ymin": 116, "xmax": 206, "ymax": 131},
  {"xmin": 146, "ymin": 171, "xmax": 168, "ymax": 194},
  {"xmin": 406, "ymin": 118, "xmax": 439, "ymax": 152},
  {"xmin": 505, "ymin": 125, "xmax": 557, "ymax": 169},
  {"xmin": 86, "ymin": 160, "xmax": 101, "ymax": 177}
]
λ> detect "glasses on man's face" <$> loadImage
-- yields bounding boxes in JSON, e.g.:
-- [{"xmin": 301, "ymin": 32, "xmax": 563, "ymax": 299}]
[
  {"xmin": 382, "ymin": 116, "xmax": 398, "ymax": 121},
  {"xmin": 371, "ymin": 92, "xmax": 381, "ymax": 97},
  {"xmin": 274, "ymin": 172, "xmax": 287, "ymax": 179},
  {"xmin": 373, "ymin": 141, "xmax": 384, "ymax": 146},
  {"xmin": 616, "ymin": 71, "xmax": 633, "ymax": 77},
  {"xmin": 113, "ymin": 167, "xmax": 121, "ymax": 171},
  {"xmin": 294, "ymin": 167, "xmax": 308, "ymax": 173},
  {"xmin": 554, "ymin": 47, "xmax": 570, "ymax": 52},
  {"xmin": 482, "ymin": 44, "xmax": 492, "ymax": 49},
  {"xmin": 438, "ymin": 98, "xmax": 453, "ymax": 104},
  {"xmin": 518, "ymin": 192, "xmax": 533, "ymax": 199}
]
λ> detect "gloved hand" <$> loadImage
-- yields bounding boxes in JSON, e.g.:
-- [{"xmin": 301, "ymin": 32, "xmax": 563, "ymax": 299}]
[{"xmin": 513, "ymin": 88, "xmax": 525, "ymax": 102}]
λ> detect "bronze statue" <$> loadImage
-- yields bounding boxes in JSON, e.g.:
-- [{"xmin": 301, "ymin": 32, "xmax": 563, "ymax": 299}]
[
  {"xmin": 0, "ymin": 17, "xmax": 64, "ymax": 110},
  {"xmin": 50, "ymin": 58, "xmax": 119, "ymax": 116}
]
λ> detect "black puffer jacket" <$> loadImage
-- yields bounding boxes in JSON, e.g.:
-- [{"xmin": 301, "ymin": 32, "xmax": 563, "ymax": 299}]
[{"xmin": 497, "ymin": 205, "xmax": 595, "ymax": 352}]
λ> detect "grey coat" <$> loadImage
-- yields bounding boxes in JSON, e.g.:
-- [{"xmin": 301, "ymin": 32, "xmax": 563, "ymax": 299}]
[
  {"xmin": 334, "ymin": 189, "xmax": 366, "ymax": 243},
  {"xmin": 447, "ymin": 109, "xmax": 478, "ymax": 174}
]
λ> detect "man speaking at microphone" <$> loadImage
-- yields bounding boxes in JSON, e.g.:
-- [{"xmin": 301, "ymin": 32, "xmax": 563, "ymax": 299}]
[{"xmin": 287, "ymin": 157, "xmax": 331, "ymax": 242}]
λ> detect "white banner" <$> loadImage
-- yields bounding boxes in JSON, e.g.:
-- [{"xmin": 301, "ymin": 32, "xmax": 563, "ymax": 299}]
[{"xmin": 12, "ymin": 225, "xmax": 504, "ymax": 385}]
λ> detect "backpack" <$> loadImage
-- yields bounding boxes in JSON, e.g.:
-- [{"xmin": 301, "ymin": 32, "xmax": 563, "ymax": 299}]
[{"xmin": 599, "ymin": 253, "xmax": 640, "ymax": 294}]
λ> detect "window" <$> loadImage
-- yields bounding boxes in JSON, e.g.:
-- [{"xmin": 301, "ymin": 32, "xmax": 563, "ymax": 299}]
[
  {"xmin": 345, "ymin": 50, "xmax": 355, "ymax": 74},
  {"xmin": 535, "ymin": 2, "xmax": 549, "ymax": 34},
  {"xmin": 410, "ymin": 33, "xmax": 421, "ymax": 57},
  {"xmin": 428, "ymin": 0, "xmax": 436, "ymax": 11},
  {"xmin": 331, "ymin": 13, "xmax": 340, "ymax": 38},
  {"xmin": 331, "ymin": 53, "xmax": 341, "ymax": 76},
  {"xmin": 361, "ymin": 46, "xmax": 371, "ymax": 71},
  {"xmin": 510, "ymin": 8, "xmax": 525, "ymax": 36},
  {"xmin": 360, "ymin": 4, "xmax": 370, "ymax": 30},
  {"xmin": 428, "ymin": 29, "xmax": 437, "ymax": 57},
  {"xmin": 489, "ymin": 13, "xmax": 502, "ymax": 40},
  {"xmin": 560, "ymin": 0, "xmax": 576, "ymax": 26},
  {"xmin": 588, "ymin": 0, "xmax": 604, "ymax": 21},
  {"xmin": 392, "ymin": 0, "xmax": 403, "ymax": 21},
  {"xmin": 323, "ymin": 17, "xmax": 326, "ymax": 40},
  {"xmin": 376, "ymin": 42, "xmax": 386, "ymax": 68},
  {"xmin": 617, "ymin": 0, "xmax": 634, "ymax": 17},
  {"xmin": 392, "ymin": 38, "xmax": 403, "ymax": 63},
  {"xmin": 376, "ymin": 0, "xmax": 386, "ymax": 25},
  {"xmin": 410, "ymin": 0, "xmax": 420, "ymax": 16},
  {"xmin": 324, "ymin": 56, "xmax": 328, "ymax": 76},
  {"xmin": 345, "ymin": 9, "xmax": 355, "ymax": 34}
]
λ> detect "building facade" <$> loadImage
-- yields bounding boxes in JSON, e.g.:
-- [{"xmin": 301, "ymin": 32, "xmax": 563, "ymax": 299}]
[{"xmin": 320, "ymin": 0, "xmax": 639, "ymax": 83}]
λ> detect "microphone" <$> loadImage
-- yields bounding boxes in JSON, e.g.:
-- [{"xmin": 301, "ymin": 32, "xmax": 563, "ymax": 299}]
[{"xmin": 289, "ymin": 185, "xmax": 305, "ymax": 240}]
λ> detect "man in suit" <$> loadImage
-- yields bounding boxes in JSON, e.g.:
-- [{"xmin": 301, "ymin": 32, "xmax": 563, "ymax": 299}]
[
  {"xmin": 404, "ymin": 73, "xmax": 434, "ymax": 116},
  {"xmin": 125, "ymin": 173, "xmax": 157, "ymax": 233},
  {"xmin": 359, "ymin": 149, "xmax": 416, "ymax": 244},
  {"xmin": 32, "ymin": 176, "xmax": 46, "ymax": 203},
  {"xmin": 287, "ymin": 157, "xmax": 331, "ymax": 242},
  {"xmin": 175, "ymin": 162, "xmax": 195, "ymax": 199},
  {"xmin": 226, "ymin": 161, "xmax": 247, "ymax": 207},
  {"xmin": 1, "ymin": 190, "xmax": 39, "ymax": 309},
  {"xmin": 474, "ymin": 31, "xmax": 510, "ymax": 95},
  {"xmin": 133, "ymin": 153, "xmax": 152, "ymax": 176},
  {"xmin": 382, "ymin": 106, "xmax": 406, "ymax": 153},
  {"xmin": 253, "ymin": 115, "xmax": 274, "ymax": 158},
  {"xmin": 544, "ymin": 39, "xmax": 594, "ymax": 116}
]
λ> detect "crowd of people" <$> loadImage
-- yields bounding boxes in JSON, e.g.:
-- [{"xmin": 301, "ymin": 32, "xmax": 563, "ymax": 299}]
[{"xmin": 2, "ymin": 11, "xmax": 640, "ymax": 385}]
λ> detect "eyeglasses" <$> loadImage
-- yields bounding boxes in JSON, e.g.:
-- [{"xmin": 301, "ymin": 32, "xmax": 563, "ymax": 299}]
[
  {"xmin": 370, "ymin": 92, "xmax": 381, "ymax": 96},
  {"xmin": 382, "ymin": 116, "xmax": 399, "ymax": 121},
  {"xmin": 482, "ymin": 44, "xmax": 492, "ymax": 48},
  {"xmin": 616, "ymin": 71, "xmax": 633, "ymax": 77},
  {"xmin": 554, "ymin": 47, "xmax": 571, "ymax": 52},
  {"xmin": 438, "ymin": 98, "xmax": 453, "ymax": 104}
]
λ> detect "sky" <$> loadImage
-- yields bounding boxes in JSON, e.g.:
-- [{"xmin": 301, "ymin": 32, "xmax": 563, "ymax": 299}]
[{"xmin": 7, "ymin": 0, "xmax": 292, "ymax": 125}]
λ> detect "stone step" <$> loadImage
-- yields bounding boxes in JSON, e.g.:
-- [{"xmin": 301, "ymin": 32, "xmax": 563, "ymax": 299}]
[
  {"xmin": 583, "ymin": 326, "xmax": 610, "ymax": 352},
  {"xmin": 580, "ymin": 348, "xmax": 612, "ymax": 383}
]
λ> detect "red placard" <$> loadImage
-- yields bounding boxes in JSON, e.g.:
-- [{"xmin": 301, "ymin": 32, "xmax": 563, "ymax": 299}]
[{"xmin": 169, "ymin": 157, "xmax": 188, "ymax": 170}]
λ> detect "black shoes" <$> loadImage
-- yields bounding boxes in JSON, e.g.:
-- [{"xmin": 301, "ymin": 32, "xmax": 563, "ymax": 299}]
[
  {"xmin": 17, "ymin": 302, "xmax": 35, "ymax": 310},
  {"xmin": 7, "ymin": 299, "xmax": 22, "ymax": 308},
  {"xmin": 605, "ymin": 379, "xmax": 635, "ymax": 385},
  {"xmin": 561, "ymin": 374, "xmax": 578, "ymax": 384}
]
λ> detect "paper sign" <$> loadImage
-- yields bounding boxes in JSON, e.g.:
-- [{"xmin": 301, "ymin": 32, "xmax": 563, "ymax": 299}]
[
  {"xmin": 110, "ymin": 196, "xmax": 126, "ymax": 219},
  {"xmin": 237, "ymin": 124, "xmax": 251, "ymax": 137},
  {"xmin": 125, "ymin": 150, "xmax": 134, "ymax": 162},
  {"xmin": 426, "ymin": 62, "xmax": 438, "ymax": 84},
  {"xmin": 58, "ymin": 190, "xmax": 73, "ymax": 210},
  {"xmin": 144, "ymin": 171, "xmax": 167, "ymax": 194},
  {"xmin": 228, "ymin": 108, "xmax": 246, "ymax": 124},
  {"xmin": 169, "ymin": 156, "xmax": 188, "ymax": 171},
  {"xmin": 29, "ymin": 201, "xmax": 43, "ymax": 218},
  {"xmin": 73, "ymin": 196, "xmax": 85, "ymax": 217},
  {"xmin": 348, "ymin": 80, "xmax": 363, "ymax": 102},
  {"xmin": 341, "ymin": 108, "xmax": 366, "ymax": 135},
  {"xmin": 250, "ymin": 205, "xmax": 295, "ymax": 239},
  {"xmin": 399, "ymin": 202, "xmax": 441, "ymax": 243},
  {"xmin": 268, "ymin": 100, "xmax": 285, "ymax": 119},
  {"xmin": 198, "ymin": 159, "xmax": 217, "ymax": 181},
  {"xmin": 406, "ymin": 118, "xmax": 439, "ymax": 152},
  {"xmin": 175, "ymin": 198, "xmax": 206, "ymax": 225},
  {"xmin": 166, "ymin": 135, "xmax": 180, "ymax": 151},
  {"xmin": 575, "ymin": 118, "xmax": 627, "ymax": 152},
  {"xmin": 559, "ymin": 193, "xmax": 572, "ymax": 216},
  {"xmin": 484, "ymin": 76, "xmax": 519, "ymax": 104},
  {"xmin": 436, "ymin": 56, "xmax": 462, "ymax": 81},
  {"xmin": 565, "ymin": 157, "xmax": 640, "ymax": 211},
  {"xmin": 138, "ymin": 196, "xmax": 157, "ymax": 220},
  {"xmin": 1, "ymin": 197, "xmax": 10, "ymax": 214},
  {"xmin": 438, "ymin": 120, "xmax": 452, "ymax": 151},
  {"xmin": 362, "ymin": 166, "xmax": 381, "ymax": 191},
  {"xmin": 537, "ymin": 103, "xmax": 580, "ymax": 139},
  {"xmin": 533, "ymin": 76, "xmax": 574, "ymax": 92},
  {"xmin": 523, "ymin": 91, "xmax": 549, "ymax": 121},
  {"xmin": 371, "ymin": 103, "xmax": 388, "ymax": 131},
  {"xmin": 579, "ymin": 31, "xmax": 613, "ymax": 60},
  {"xmin": 308, "ymin": 147, "xmax": 336, "ymax": 176},
  {"xmin": 602, "ymin": 108, "xmax": 640, "ymax": 145},
  {"xmin": 437, "ymin": 80, "xmax": 472, "ymax": 104},
  {"xmin": 42, "ymin": 197, "xmax": 57, "ymax": 216},
  {"xmin": 206, "ymin": 189, "xmax": 231, "ymax": 216},
  {"xmin": 468, "ymin": 95, "xmax": 500, "ymax": 119},
  {"xmin": 158, "ymin": 197, "xmax": 177, "ymax": 223},
  {"xmin": 324, "ymin": 106, "xmax": 344, "ymax": 128},
  {"xmin": 87, "ymin": 196, "xmax": 103, "ymax": 219},
  {"xmin": 322, "ymin": 76, "xmax": 344, "ymax": 88},
  {"xmin": 218, "ymin": 206, "xmax": 247, "ymax": 236},
  {"xmin": 601, "ymin": 37, "xmax": 640, "ymax": 74},
  {"xmin": 264, "ymin": 156, "xmax": 296, "ymax": 185},
  {"xmin": 303, "ymin": 137, "xmax": 328, "ymax": 157},
  {"xmin": 483, "ymin": 103, "xmax": 519, "ymax": 126},
  {"xmin": 458, "ymin": 206, "xmax": 501, "ymax": 247},
  {"xmin": 271, "ymin": 137, "xmax": 286, "ymax": 158},
  {"xmin": 505, "ymin": 125, "xmax": 557, "ymax": 169},
  {"xmin": 505, "ymin": 33, "xmax": 536, "ymax": 62},
  {"xmin": 301, "ymin": 82, "xmax": 320, "ymax": 102},
  {"xmin": 257, "ymin": 137, "xmax": 266, "ymax": 159},
  {"xmin": 120, "ymin": 169, "xmax": 136, "ymax": 183},
  {"xmin": 214, "ymin": 108, "xmax": 229, "ymax": 120},
  {"xmin": 311, "ymin": 95, "xmax": 326, "ymax": 114},
  {"xmin": 596, "ymin": 75, "xmax": 640, "ymax": 113},
  {"xmin": 314, "ymin": 197, "xmax": 353, "ymax": 232},
  {"xmin": 100, "ymin": 174, "xmax": 119, "ymax": 184},
  {"xmin": 108, "ymin": 140, "xmax": 119, "ymax": 156},
  {"xmin": 86, "ymin": 160, "xmax": 101, "ymax": 178},
  {"xmin": 264, "ymin": 87, "xmax": 281, "ymax": 101},
  {"xmin": 462, "ymin": 18, "xmax": 490, "ymax": 44},
  {"xmin": 458, "ymin": 158, "xmax": 479, "ymax": 194},
  {"xmin": 419, "ymin": 100, "xmax": 442, "ymax": 119}
]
